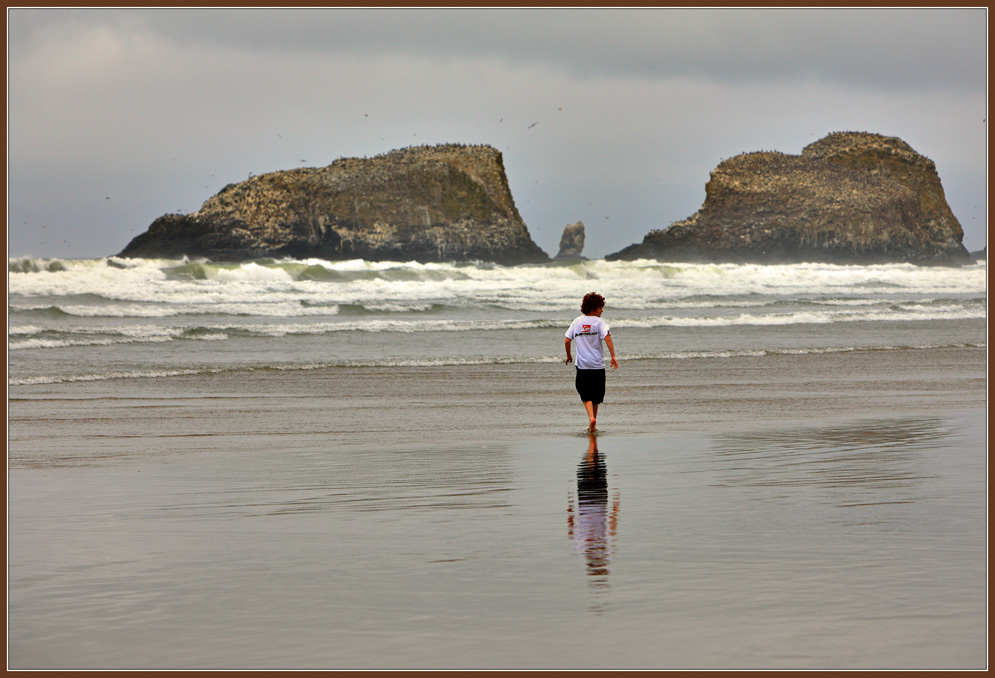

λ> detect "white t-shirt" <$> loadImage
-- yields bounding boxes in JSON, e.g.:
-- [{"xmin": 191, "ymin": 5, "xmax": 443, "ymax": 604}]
[{"xmin": 565, "ymin": 315, "xmax": 611, "ymax": 369}]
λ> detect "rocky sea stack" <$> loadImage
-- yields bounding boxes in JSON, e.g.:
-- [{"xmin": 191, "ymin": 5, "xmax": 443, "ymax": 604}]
[
  {"xmin": 118, "ymin": 144, "xmax": 550, "ymax": 265},
  {"xmin": 608, "ymin": 132, "xmax": 971, "ymax": 266},
  {"xmin": 554, "ymin": 221, "xmax": 586, "ymax": 260}
]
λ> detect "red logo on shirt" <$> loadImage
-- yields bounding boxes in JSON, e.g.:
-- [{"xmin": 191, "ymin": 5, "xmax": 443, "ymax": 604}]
[{"xmin": 582, "ymin": 324, "xmax": 591, "ymax": 332}]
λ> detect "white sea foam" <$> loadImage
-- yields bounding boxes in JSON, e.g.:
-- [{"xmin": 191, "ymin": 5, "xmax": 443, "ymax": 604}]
[
  {"xmin": 7, "ymin": 325, "xmax": 228, "ymax": 350},
  {"xmin": 11, "ymin": 337, "xmax": 165, "ymax": 351},
  {"xmin": 9, "ymin": 337, "xmax": 122, "ymax": 350},
  {"xmin": 8, "ymin": 257, "xmax": 987, "ymax": 315},
  {"xmin": 7, "ymin": 335, "xmax": 181, "ymax": 350},
  {"xmin": 8, "ymin": 297, "xmax": 985, "ymax": 353},
  {"xmin": 203, "ymin": 303, "xmax": 985, "ymax": 335},
  {"xmin": 9, "ymin": 342, "xmax": 984, "ymax": 386},
  {"xmin": 808, "ymin": 298, "xmax": 888, "ymax": 306},
  {"xmin": 7, "ymin": 325, "xmax": 45, "ymax": 335},
  {"xmin": 613, "ymin": 306, "xmax": 986, "ymax": 328},
  {"xmin": 213, "ymin": 262, "xmax": 296, "ymax": 283},
  {"xmin": 35, "ymin": 302, "xmax": 342, "ymax": 318},
  {"xmin": 8, "ymin": 368, "xmax": 217, "ymax": 385},
  {"xmin": 362, "ymin": 302, "xmax": 438, "ymax": 313}
]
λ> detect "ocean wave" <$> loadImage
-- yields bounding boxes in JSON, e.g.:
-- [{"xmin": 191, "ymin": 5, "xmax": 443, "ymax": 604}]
[
  {"xmin": 7, "ymin": 301, "xmax": 343, "ymax": 319},
  {"xmin": 8, "ymin": 336, "xmax": 174, "ymax": 350},
  {"xmin": 9, "ymin": 256, "xmax": 988, "ymax": 311},
  {"xmin": 7, "ymin": 298, "xmax": 985, "ymax": 353},
  {"xmin": 8, "ymin": 325, "xmax": 47, "ymax": 336},
  {"xmin": 7, "ymin": 326, "xmax": 230, "ymax": 350},
  {"xmin": 7, "ymin": 299, "xmax": 457, "ymax": 319},
  {"xmin": 8, "ymin": 367, "xmax": 221, "ymax": 385},
  {"xmin": 8, "ymin": 342, "xmax": 986, "ymax": 386},
  {"xmin": 613, "ymin": 306, "xmax": 986, "ymax": 328}
]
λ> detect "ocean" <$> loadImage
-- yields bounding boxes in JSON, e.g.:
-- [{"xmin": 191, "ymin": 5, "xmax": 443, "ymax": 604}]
[
  {"xmin": 7, "ymin": 255, "xmax": 987, "ymax": 384},
  {"xmin": 7, "ymin": 255, "xmax": 989, "ymax": 669}
]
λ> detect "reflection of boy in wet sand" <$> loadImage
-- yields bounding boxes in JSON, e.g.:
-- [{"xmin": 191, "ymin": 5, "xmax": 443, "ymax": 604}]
[
  {"xmin": 564, "ymin": 292, "xmax": 618, "ymax": 432},
  {"xmin": 567, "ymin": 434, "xmax": 620, "ymax": 583}
]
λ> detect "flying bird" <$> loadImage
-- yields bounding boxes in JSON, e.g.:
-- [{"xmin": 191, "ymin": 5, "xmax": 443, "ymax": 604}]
[{"xmin": 528, "ymin": 122, "xmax": 537, "ymax": 129}]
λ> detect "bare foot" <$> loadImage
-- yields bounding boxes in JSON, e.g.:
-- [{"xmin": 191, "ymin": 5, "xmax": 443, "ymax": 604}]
[{"xmin": 588, "ymin": 419, "xmax": 597, "ymax": 433}]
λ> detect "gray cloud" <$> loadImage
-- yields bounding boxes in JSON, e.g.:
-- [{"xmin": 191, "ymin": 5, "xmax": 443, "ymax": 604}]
[
  {"xmin": 10, "ymin": 8, "xmax": 986, "ymax": 91},
  {"xmin": 7, "ymin": 8, "xmax": 988, "ymax": 258}
]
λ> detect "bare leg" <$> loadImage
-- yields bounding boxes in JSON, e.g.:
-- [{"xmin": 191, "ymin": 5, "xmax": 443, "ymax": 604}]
[{"xmin": 584, "ymin": 401, "xmax": 597, "ymax": 432}]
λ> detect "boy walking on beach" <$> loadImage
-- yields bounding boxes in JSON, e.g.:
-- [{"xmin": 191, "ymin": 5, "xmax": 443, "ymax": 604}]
[{"xmin": 565, "ymin": 292, "xmax": 618, "ymax": 432}]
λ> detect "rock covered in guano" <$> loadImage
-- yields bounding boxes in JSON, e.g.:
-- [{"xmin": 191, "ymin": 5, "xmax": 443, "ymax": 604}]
[
  {"xmin": 607, "ymin": 132, "xmax": 972, "ymax": 266},
  {"xmin": 118, "ymin": 144, "xmax": 550, "ymax": 265},
  {"xmin": 555, "ymin": 221, "xmax": 586, "ymax": 260}
]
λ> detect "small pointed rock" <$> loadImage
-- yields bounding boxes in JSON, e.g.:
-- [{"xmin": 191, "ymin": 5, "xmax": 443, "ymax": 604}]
[{"xmin": 555, "ymin": 221, "xmax": 585, "ymax": 260}]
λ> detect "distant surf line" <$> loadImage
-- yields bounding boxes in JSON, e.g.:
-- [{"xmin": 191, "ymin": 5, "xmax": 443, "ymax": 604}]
[{"xmin": 9, "ymin": 342, "xmax": 986, "ymax": 386}]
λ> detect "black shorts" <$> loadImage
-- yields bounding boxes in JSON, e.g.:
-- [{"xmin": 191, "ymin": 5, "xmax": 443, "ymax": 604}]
[{"xmin": 575, "ymin": 368, "xmax": 606, "ymax": 404}]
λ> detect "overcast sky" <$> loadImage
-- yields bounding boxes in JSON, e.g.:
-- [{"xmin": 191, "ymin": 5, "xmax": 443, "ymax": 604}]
[{"xmin": 7, "ymin": 7, "xmax": 989, "ymax": 260}]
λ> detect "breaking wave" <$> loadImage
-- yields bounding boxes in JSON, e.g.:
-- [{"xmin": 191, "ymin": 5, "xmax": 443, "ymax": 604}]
[
  {"xmin": 8, "ymin": 342, "xmax": 985, "ymax": 386},
  {"xmin": 9, "ymin": 256, "xmax": 988, "ymax": 315}
]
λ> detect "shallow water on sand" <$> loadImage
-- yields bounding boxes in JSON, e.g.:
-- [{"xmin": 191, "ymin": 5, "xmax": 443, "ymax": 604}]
[{"xmin": 8, "ymin": 408, "xmax": 986, "ymax": 669}]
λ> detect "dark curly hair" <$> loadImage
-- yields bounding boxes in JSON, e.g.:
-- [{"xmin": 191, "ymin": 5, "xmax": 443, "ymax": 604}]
[{"xmin": 580, "ymin": 292, "xmax": 606, "ymax": 315}]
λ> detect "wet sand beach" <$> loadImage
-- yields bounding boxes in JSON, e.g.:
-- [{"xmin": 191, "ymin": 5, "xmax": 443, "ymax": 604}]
[
  {"xmin": 7, "ymin": 345, "xmax": 987, "ymax": 669},
  {"xmin": 8, "ymin": 345, "xmax": 986, "ymax": 460}
]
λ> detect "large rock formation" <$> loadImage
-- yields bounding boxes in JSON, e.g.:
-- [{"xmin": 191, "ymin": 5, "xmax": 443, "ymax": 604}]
[
  {"xmin": 608, "ymin": 132, "xmax": 971, "ymax": 265},
  {"xmin": 118, "ymin": 144, "xmax": 550, "ymax": 265},
  {"xmin": 554, "ymin": 221, "xmax": 586, "ymax": 260}
]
